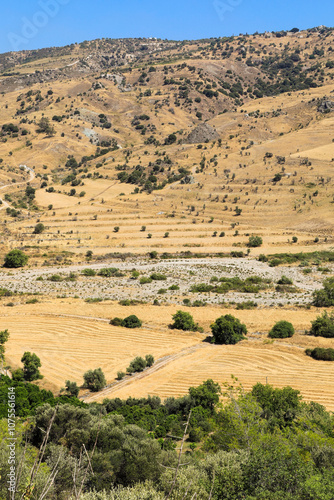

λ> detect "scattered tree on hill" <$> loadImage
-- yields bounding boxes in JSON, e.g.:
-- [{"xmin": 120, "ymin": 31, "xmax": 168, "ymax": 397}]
[
  {"xmin": 83, "ymin": 368, "xmax": 106, "ymax": 392},
  {"xmin": 33, "ymin": 223, "xmax": 45, "ymax": 234},
  {"xmin": 21, "ymin": 352, "xmax": 42, "ymax": 381},
  {"xmin": 36, "ymin": 117, "xmax": 55, "ymax": 136},
  {"xmin": 4, "ymin": 249, "xmax": 28, "ymax": 268},
  {"xmin": 268, "ymin": 320, "xmax": 294, "ymax": 339},
  {"xmin": 211, "ymin": 314, "xmax": 247, "ymax": 344},
  {"xmin": 309, "ymin": 311, "xmax": 334, "ymax": 338}
]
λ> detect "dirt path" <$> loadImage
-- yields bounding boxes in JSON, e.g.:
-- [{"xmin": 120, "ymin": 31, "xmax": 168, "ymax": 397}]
[
  {"xmin": 82, "ymin": 343, "xmax": 208, "ymax": 402},
  {"xmin": 0, "ymin": 165, "xmax": 35, "ymax": 211}
]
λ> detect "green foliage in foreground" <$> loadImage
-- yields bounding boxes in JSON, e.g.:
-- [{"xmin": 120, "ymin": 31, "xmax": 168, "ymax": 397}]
[{"xmin": 1, "ymin": 377, "xmax": 334, "ymax": 499}]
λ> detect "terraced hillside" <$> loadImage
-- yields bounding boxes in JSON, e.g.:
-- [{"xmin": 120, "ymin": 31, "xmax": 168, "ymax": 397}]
[{"xmin": 0, "ymin": 27, "xmax": 333, "ymax": 262}]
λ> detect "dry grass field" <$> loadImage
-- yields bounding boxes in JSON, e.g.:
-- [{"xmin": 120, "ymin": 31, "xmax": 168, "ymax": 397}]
[{"xmin": 2, "ymin": 298, "xmax": 333, "ymax": 409}]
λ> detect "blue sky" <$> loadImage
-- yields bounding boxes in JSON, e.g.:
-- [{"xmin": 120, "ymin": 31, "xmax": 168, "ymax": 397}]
[{"xmin": 1, "ymin": 0, "xmax": 333, "ymax": 53}]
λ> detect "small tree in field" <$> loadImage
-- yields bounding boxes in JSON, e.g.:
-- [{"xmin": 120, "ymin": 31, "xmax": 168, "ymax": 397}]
[
  {"xmin": 170, "ymin": 310, "xmax": 200, "ymax": 331},
  {"xmin": 4, "ymin": 249, "xmax": 28, "ymax": 268},
  {"xmin": 211, "ymin": 315, "xmax": 247, "ymax": 344},
  {"xmin": 145, "ymin": 354, "xmax": 154, "ymax": 367},
  {"xmin": 33, "ymin": 223, "xmax": 45, "ymax": 234},
  {"xmin": 83, "ymin": 368, "xmax": 106, "ymax": 392},
  {"xmin": 63, "ymin": 380, "xmax": 79, "ymax": 397},
  {"xmin": 21, "ymin": 352, "xmax": 42, "ymax": 381},
  {"xmin": 247, "ymin": 235, "xmax": 263, "ymax": 248},
  {"xmin": 268, "ymin": 320, "xmax": 294, "ymax": 339},
  {"xmin": 309, "ymin": 312, "xmax": 334, "ymax": 338},
  {"xmin": 122, "ymin": 315, "xmax": 142, "ymax": 328}
]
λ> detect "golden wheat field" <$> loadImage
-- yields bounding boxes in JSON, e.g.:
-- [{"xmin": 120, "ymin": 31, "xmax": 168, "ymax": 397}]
[{"xmin": 2, "ymin": 299, "xmax": 333, "ymax": 409}]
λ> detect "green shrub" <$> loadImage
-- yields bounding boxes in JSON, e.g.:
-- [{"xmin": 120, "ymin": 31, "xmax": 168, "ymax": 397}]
[
  {"xmin": 211, "ymin": 314, "xmax": 247, "ymax": 344},
  {"xmin": 82, "ymin": 268, "xmax": 97, "ymax": 276},
  {"xmin": 305, "ymin": 347, "xmax": 334, "ymax": 361},
  {"xmin": 127, "ymin": 356, "xmax": 147, "ymax": 374},
  {"xmin": 169, "ymin": 284, "xmax": 179, "ymax": 290},
  {"xmin": 309, "ymin": 312, "xmax": 334, "ymax": 338},
  {"xmin": 98, "ymin": 267, "xmax": 123, "ymax": 277},
  {"xmin": 140, "ymin": 277, "xmax": 153, "ymax": 284},
  {"xmin": 236, "ymin": 301, "xmax": 257, "ymax": 310},
  {"xmin": 122, "ymin": 315, "xmax": 142, "ymax": 328},
  {"xmin": 4, "ymin": 249, "xmax": 28, "ymax": 268},
  {"xmin": 277, "ymin": 276, "xmax": 293, "ymax": 285},
  {"xmin": 150, "ymin": 273, "xmax": 167, "ymax": 281},
  {"xmin": 110, "ymin": 317, "xmax": 123, "ymax": 327},
  {"xmin": 269, "ymin": 320, "xmax": 294, "ymax": 339},
  {"xmin": 312, "ymin": 277, "xmax": 334, "ymax": 307},
  {"xmin": 247, "ymin": 236, "xmax": 263, "ymax": 248},
  {"xmin": 48, "ymin": 274, "xmax": 63, "ymax": 282},
  {"xmin": 145, "ymin": 354, "xmax": 154, "ymax": 367},
  {"xmin": 33, "ymin": 223, "xmax": 45, "ymax": 234},
  {"xmin": 170, "ymin": 310, "xmax": 200, "ymax": 331},
  {"xmin": 117, "ymin": 371, "xmax": 126, "ymax": 380}
]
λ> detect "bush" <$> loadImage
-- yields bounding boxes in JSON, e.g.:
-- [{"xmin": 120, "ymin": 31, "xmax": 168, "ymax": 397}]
[
  {"xmin": 4, "ymin": 249, "xmax": 28, "ymax": 268},
  {"xmin": 309, "ymin": 312, "xmax": 334, "ymax": 338},
  {"xmin": 83, "ymin": 368, "xmax": 106, "ymax": 392},
  {"xmin": 170, "ymin": 310, "xmax": 200, "ymax": 331},
  {"xmin": 33, "ymin": 223, "xmax": 45, "ymax": 234},
  {"xmin": 140, "ymin": 277, "xmax": 153, "ymax": 284},
  {"xmin": 305, "ymin": 347, "xmax": 334, "ymax": 361},
  {"xmin": 122, "ymin": 315, "xmax": 142, "ymax": 328},
  {"xmin": 268, "ymin": 320, "xmax": 294, "ymax": 339},
  {"xmin": 82, "ymin": 268, "xmax": 97, "ymax": 276},
  {"xmin": 247, "ymin": 236, "xmax": 263, "ymax": 248},
  {"xmin": 277, "ymin": 275, "xmax": 293, "ymax": 285},
  {"xmin": 211, "ymin": 314, "xmax": 247, "ymax": 344},
  {"xmin": 64, "ymin": 380, "xmax": 79, "ymax": 397},
  {"xmin": 110, "ymin": 317, "xmax": 123, "ymax": 327},
  {"xmin": 150, "ymin": 273, "xmax": 166, "ymax": 281},
  {"xmin": 126, "ymin": 356, "xmax": 147, "ymax": 374},
  {"xmin": 145, "ymin": 354, "xmax": 154, "ymax": 367},
  {"xmin": 312, "ymin": 277, "xmax": 334, "ymax": 307},
  {"xmin": 117, "ymin": 371, "xmax": 126, "ymax": 380}
]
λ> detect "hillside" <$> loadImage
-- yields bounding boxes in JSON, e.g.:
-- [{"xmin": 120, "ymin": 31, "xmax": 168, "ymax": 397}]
[{"xmin": 0, "ymin": 26, "xmax": 333, "ymax": 261}]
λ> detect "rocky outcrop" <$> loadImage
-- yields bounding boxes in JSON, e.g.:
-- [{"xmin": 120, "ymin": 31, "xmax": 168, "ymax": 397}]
[
  {"xmin": 318, "ymin": 98, "xmax": 334, "ymax": 113},
  {"xmin": 184, "ymin": 123, "xmax": 219, "ymax": 144}
]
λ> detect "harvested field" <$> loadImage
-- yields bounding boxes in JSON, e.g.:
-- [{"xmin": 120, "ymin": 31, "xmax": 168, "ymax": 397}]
[{"xmin": 89, "ymin": 336, "xmax": 334, "ymax": 410}]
